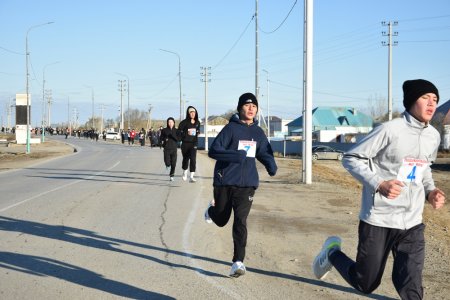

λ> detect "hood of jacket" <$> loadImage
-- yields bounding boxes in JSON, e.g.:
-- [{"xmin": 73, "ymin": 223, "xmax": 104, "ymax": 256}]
[
  {"xmin": 229, "ymin": 113, "xmax": 259, "ymax": 127},
  {"xmin": 166, "ymin": 117, "xmax": 176, "ymax": 128},
  {"xmin": 185, "ymin": 106, "xmax": 200, "ymax": 123}
]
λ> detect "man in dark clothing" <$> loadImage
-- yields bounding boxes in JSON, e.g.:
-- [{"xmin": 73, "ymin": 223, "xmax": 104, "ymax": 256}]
[
  {"xmin": 205, "ymin": 92, "xmax": 277, "ymax": 277},
  {"xmin": 178, "ymin": 106, "xmax": 201, "ymax": 182},
  {"xmin": 160, "ymin": 117, "xmax": 179, "ymax": 181}
]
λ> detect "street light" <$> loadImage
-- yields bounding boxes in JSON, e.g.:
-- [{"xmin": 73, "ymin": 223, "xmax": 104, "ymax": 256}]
[
  {"xmin": 262, "ymin": 69, "xmax": 270, "ymax": 141},
  {"xmin": 159, "ymin": 48, "xmax": 182, "ymax": 121},
  {"xmin": 115, "ymin": 72, "xmax": 130, "ymax": 128},
  {"xmin": 26, "ymin": 21, "xmax": 54, "ymax": 153},
  {"xmin": 42, "ymin": 61, "xmax": 60, "ymax": 142}
]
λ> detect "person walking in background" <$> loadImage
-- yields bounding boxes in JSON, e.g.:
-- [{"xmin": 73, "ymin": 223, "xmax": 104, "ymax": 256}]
[
  {"xmin": 178, "ymin": 106, "xmax": 201, "ymax": 182},
  {"xmin": 160, "ymin": 117, "xmax": 179, "ymax": 181},
  {"xmin": 130, "ymin": 129, "xmax": 136, "ymax": 145},
  {"xmin": 139, "ymin": 128, "xmax": 145, "ymax": 146},
  {"xmin": 204, "ymin": 92, "xmax": 277, "ymax": 277},
  {"xmin": 157, "ymin": 126, "xmax": 163, "ymax": 149},
  {"xmin": 312, "ymin": 79, "xmax": 446, "ymax": 299}
]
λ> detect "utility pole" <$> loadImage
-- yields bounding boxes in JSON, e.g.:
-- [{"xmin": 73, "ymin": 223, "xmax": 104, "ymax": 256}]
[
  {"xmin": 302, "ymin": 0, "xmax": 313, "ymax": 184},
  {"xmin": 46, "ymin": 89, "xmax": 52, "ymax": 128},
  {"xmin": 382, "ymin": 21, "xmax": 398, "ymax": 121},
  {"xmin": 91, "ymin": 88, "xmax": 95, "ymax": 129},
  {"xmin": 263, "ymin": 69, "xmax": 270, "ymax": 140},
  {"xmin": 72, "ymin": 107, "xmax": 78, "ymax": 130},
  {"xmin": 147, "ymin": 104, "xmax": 153, "ymax": 131},
  {"xmin": 98, "ymin": 104, "xmax": 106, "ymax": 133},
  {"xmin": 7, "ymin": 98, "xmax": 12, "ymax": 132},
  {"xmin": 67, "ymin": 96, "xmax": 70, "ymax": 136},
  {"xmin": 255, "ymin": 0, "xmax": 260, "ymax": 124},
  {"xmin": 118, "ymin": 80, "xmax": 126, "ymax": 131},
  {"xmin": 201, "ymin": 66, "xmax": 211, "ymax": 151}
]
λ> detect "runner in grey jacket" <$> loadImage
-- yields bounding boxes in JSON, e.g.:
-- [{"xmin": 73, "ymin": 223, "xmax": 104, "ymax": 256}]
[
  {"xmin": 342, "ymin": 110, "xmax": 440, "ymax": 230},
  {"xmin": 312, "ymin": 79, "xmax": 446, "ymax": 300}
]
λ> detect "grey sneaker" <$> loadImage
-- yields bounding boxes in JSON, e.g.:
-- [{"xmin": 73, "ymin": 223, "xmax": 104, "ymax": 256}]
[
  {"xmin": 312, "ymin": 236, "xmax": 341, "ymax": 280},
  {"xmin": 230, "ymin": 261, "xmax": 246, "ymax": 277}
]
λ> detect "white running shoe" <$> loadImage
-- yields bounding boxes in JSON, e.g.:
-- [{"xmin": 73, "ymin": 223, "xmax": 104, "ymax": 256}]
[
  {"xmin": 166, "ymin": 166, "xmax": 170, "ymax": 172},
  {"xmin": 170, "ymin": 176, "xmax": 174, "ymax": 182},
  {"xmin": 189, "ymin": 172, "xmax": 196, "ymax": 182},
  {"xmin": 230, "ymin": 261, "xmax": 246, "ymax": 277},
  {"xmin": 312, "ymin": 236, "xmax": 341, "ymax": 280},
  {"xmin": 182, "ymin": 170, "xmax": 188, "ymax": 181},
  {"xmin": 204, "ymin": 200, "xmax": 214, "ymax": 224}
]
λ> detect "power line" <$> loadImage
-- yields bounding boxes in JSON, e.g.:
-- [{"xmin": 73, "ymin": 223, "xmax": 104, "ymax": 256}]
[
  {"xmin": 212, "ymin": 14, "xmax": 255, "ymax": 71},
  {"xmin": 398, "ymin": 14, "xmax": 450, "ymax": 23},
  {"xmin": 259, "ymin": 0, "xmax": 298, "ymax": 34},
  {"xmin": 0, "ymin": 46, "xmax": 23, "ymax": 55}
]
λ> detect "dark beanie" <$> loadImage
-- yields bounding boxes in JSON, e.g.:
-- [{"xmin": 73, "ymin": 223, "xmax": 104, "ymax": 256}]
[
  {"xmin": 237, "ymin": 92, "xmax": 258, "ymax": 111},
  {"xmin": 403, "ymin": 79, "xmax": 439, "ymax": 111}
]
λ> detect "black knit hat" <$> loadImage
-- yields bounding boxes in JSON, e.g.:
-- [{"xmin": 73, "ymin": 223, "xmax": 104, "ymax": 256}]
[
  {"xmin": 403, "ymin": 79, "xmax": 439, "ymax": 111},
  {"xmin": 237, "ymin": 92, "xmax": 258, "ymax": 112}
]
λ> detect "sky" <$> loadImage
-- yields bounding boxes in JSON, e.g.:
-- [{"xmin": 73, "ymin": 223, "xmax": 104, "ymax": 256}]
[{"xmin": 1, "ymin": 0, "xmax": 450, "ymax": 128}]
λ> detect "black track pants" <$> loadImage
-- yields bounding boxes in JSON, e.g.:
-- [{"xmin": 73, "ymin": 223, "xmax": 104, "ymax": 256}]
[
  {"xmin": 181, "ymin": 142, "xmax": 197, "ymax": 172},
  {"xmin": 329, "ymin": 221, "xmax": 425, "ymax": 300},
  {"xmin": 163, "ymin": 148, "xmax": 177, "ymax": 177},
  {"xmin": 208, "ymin": 186, "xmax": 255, "ymax": 262}
]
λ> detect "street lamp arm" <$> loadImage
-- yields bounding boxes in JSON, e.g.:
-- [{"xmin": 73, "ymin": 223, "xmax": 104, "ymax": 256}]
[{"xmin": 159, "ymin": 48, "xmax": 182, "ymax": 121}]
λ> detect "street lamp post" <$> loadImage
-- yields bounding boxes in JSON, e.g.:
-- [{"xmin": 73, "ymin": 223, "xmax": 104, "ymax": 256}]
[
  {"xmin": 26, "ymin": 21, "xmax": 54, "ymax": 153},
  {"xmin": 160, "ymin": 48, "xmax": 182, "ymax": 121},
  {"xmin": 42, "ymin": 61, "xmax": 60, "ymax": 142},
  {"xmin": 263, "ymin": 69, "xmax": 270, "ymax": 141}
]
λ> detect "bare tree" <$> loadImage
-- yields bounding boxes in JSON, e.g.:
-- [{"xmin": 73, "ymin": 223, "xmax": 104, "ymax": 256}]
[{"xmin": 365, "ymin": 94, "xmax": 386, "ymax": 121}]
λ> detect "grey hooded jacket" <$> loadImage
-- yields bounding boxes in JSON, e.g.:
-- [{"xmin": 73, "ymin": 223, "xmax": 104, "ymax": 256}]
[{"xmin": 342, "ymin": 111, "xmax": 440, "ymax": 230}]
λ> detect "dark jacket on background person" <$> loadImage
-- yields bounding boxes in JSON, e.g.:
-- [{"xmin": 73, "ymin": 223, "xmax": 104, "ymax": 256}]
[
  {"xmin": 178, "ymin": 106, "xmax": 201, "ymax": 145},
  {"xmin": 160, "ymin": 118, "xmax": 179, "ymax": 150},
  {"xmin": 208, "ymin": 113, "xmax": 277, "ymax": 188}
]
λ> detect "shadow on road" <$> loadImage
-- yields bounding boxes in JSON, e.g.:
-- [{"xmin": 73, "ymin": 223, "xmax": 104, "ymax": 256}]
[
  {"xmin": 0, "ymin": 251, "xmax": 174, "ymax": 300},
  {"xmin": 0, "ymin": 216, "xmax": 395, "ymax": 300},
  {"xmin": 24, "ymin": 167, "xmax": 214, "ymax": 184}
]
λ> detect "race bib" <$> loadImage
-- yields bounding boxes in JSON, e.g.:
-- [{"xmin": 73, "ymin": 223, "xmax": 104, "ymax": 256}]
[
  {"xmin": 397, "ymin": 158, "xmax": 428, "ymax": 184},
  {"xmin": 188, "ymin": 128, "xmax": 197, "ymax": 136},
  {"xmin": 238, "ymin": 140, "xmax": 257, "ymax": 158}
]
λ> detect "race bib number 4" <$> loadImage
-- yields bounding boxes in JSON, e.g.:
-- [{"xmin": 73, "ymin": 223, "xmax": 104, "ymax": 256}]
[
  {"xmin": 188, "ymin": 128, "xmax": 197, "ymax": 136},
  {"xmin": 238, "ymin": 140, "xmax": 257, "ymax": 158},
  {"xmin": 397, "ymin": 158, "xmax": 428, "ymax": 184}
]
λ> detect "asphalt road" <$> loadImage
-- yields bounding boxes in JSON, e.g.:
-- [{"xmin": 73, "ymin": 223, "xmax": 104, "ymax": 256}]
[
  {"xmin": 0, "ymin": 137, "xmax": 402, "ymax": 300},
  {"xmin": 0, "ymin": 137, "xmax": 232, "ymax": 299}
]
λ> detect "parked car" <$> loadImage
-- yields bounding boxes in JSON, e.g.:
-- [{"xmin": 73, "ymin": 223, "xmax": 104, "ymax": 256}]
[
  {"xmin": 312, "ymin": 145, "xmax": 344, "ymax": 161},
  {"xmin": 105, "ymin": 132, "xmax": 121, "ymax": 140}
]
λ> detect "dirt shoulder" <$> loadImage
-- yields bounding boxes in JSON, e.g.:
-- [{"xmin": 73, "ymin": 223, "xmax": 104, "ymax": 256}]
[
  {"xmin": 248, "ymin": 157, "xmax": 449, "ymax": 299},
  {"xmin": 0, "ymin": 139, "xmax": 75, "ymax": 172}
]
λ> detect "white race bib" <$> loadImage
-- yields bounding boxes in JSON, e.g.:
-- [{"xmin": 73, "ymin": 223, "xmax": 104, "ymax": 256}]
[
  {"xmin": 188, "ymin": 128, "xmax": 196, "ymax": 136},
  {"xmin": 238, "ymin": 140, "xmax": 257, "ymax": 158},
  {"xmin": 397, "ymin": 158, "xmax": 428, "ymax": 184}
]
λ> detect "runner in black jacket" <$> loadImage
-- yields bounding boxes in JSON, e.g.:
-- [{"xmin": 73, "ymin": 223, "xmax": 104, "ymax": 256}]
[
  {"xmin": 178, "ymin": 106, "xmax": 201, "ymax": 182},
  {"xmin": 204, "ymin": 92, "xmax": 277, "ymax": 277},
  {"xmin": 160, "ymin": 117, "xmax": 179, "ymax": 181}
]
